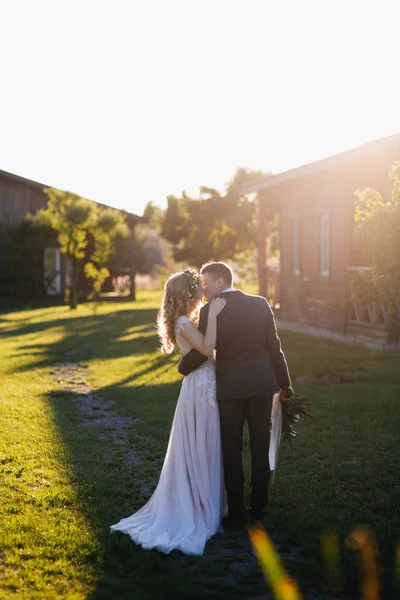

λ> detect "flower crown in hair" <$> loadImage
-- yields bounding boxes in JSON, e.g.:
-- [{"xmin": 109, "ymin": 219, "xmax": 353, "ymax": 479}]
[{"xmin": 184, "ymin": 268, "xmax": 201, "ymax": 297}]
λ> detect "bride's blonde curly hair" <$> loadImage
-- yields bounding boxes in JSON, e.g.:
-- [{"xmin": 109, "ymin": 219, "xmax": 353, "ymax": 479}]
[{"xmin": 157, "ymin": 269, "xmax": 202, "ymax": 354}]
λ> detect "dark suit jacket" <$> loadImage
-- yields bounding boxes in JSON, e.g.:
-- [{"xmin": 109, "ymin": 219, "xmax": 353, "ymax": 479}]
[{"xmin": 178, "ymin": 290, "xmax": 291, "ymax": 401}]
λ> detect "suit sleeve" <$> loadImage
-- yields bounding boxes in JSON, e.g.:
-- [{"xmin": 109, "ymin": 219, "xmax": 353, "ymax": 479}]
[
  {"xmin": 264, "ymin": 300, "xmax": 292, "ymax": 390},
  {"xmin": 177, "ymin": 304, "xmax": 209, "ymax": 376}
]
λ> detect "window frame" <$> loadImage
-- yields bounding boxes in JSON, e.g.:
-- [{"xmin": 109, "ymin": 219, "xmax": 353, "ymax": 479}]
[
  {"xmin": 44, "ymin": 247, "xmax": 62, "ymax": 295},
  {"xmin": 320, "ymin": 213, "xmax": 330, "ymax": 277},
  {"xmin": 293, "ymin": 217, "xmax": 301, "ymax": 276}
]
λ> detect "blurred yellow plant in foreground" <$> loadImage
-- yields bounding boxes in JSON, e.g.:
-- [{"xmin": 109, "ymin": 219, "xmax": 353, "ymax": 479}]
[{"xmin": 250, "ymin": 524, "xmax": 398, "ymax": 600}]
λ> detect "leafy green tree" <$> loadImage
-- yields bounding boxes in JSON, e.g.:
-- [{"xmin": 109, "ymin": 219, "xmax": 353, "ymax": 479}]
[
  {"xmin": 353, "ymin": 161, "xmax": 400, "ymax": 326},
  {"xmin": 143, "ymin": 201, "xmax": 164, "ymax": 229},
  {"xmin": 36, "ymin": 189, "xmax": 128, "ymax": 309},
  {"xmin": 161, "ymin": 168, "xmax": 269, "ymax": 269},
  {"xmin": 134, "ymin": 225, "xmax": 172, "ymax": 275},
  {"xmin": 84, "ymin": 208, "xmax": 129, "ymax": 309},
  {"xmin": 161, "ymin": 195, "xmax": 185, "ymax": 247}
]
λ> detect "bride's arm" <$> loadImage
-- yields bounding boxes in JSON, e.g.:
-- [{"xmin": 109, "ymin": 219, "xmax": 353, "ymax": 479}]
[{"xmin": 179, "ymin": 298, "xmax": 226, "ymax": 357}]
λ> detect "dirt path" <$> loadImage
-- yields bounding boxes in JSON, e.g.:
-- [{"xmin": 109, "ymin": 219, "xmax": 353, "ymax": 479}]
[
  {"xmin": 52, "ymin": 362, "xmax": 159, "ymax": 495},
  {"xmin": 52, "ymin": 362, "xmax": 335, "ymax": 599}
]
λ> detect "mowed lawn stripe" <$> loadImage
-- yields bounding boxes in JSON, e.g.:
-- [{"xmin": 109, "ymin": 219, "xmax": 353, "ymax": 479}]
[{"xmin": 0, "ymin": 294, "xmax": 399, "ymax": 599}]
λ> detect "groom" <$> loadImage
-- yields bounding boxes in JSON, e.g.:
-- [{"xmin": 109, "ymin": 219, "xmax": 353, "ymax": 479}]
[{"xmin": 178, "ymin": 262, "xmax": 294, "ymax": 529}]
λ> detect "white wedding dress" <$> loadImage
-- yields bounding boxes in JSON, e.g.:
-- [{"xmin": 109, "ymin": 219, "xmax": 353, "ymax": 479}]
[{"xmin": 110, "ymin": 315, "xmax": 226, "ymax": 555}]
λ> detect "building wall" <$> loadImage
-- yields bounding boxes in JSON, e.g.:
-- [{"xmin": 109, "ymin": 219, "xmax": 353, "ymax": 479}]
[
  {"xmin": 262, "ymin": 146, "xmax": 398, "ymax": 334},
  {"xmin": 0, "ymin": 174, "xmax": 48, "ymax": 225},
  {"xmin": 0, "ymin": 170, "xmax": 143, "ymax": 303}
]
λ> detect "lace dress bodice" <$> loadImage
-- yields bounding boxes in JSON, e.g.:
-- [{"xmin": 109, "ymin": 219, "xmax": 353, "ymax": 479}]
[
  {"xmin": 175, "ymin": 315, "xmax": 194, "ymax": 356},
  {"xmin": 174, "ymin": 315, "xmax": 217, "ymax": 409}
]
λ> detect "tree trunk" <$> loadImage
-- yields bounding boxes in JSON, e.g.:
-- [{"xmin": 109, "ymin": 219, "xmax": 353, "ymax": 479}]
[
  {"xmin": 128, "ymin": 227, "xmax": 137, "ymax": 301},
  {"xmin": 70, "ymin": 259, "xmax": 78, "ymax": 309}
]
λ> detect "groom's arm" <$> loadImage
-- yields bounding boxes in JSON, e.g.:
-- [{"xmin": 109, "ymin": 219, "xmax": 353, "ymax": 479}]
[
  {"xmin": 178, "ymin": 304, "xmax": 209, "ymax": 376},
  {"xmin": 264, "ymin": 299, "xmax": 293, "ymax": 393}
]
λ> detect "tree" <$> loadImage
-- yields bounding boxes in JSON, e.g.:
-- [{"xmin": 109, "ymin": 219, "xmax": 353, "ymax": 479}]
[
  {"xmin": 135, "ymin": 226, "xmax": 171, "ymax": 275},
  {"xmin": 35, "ymin": 189, "xmax": 128, "ymax": 309},
  {"xmin": 160, "ymin": 168, "xmax": 269, "ymax": 269},
  {"xmin": 84, "ymin": 208, "xmax": 129, "ymax": 307},
  {"xmin": 143, "ymin": 201, "xmax": 164, "ymax": 229},
  {"xmin": 161, "ymin": 195, "xmax": 185, "ymax": 247},
  {"xmin": 353, "ymin": 161, "xmax": 400, "ymax": 325}
]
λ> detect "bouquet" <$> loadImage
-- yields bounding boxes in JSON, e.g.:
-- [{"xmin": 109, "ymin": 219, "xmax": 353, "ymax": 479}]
[
  {"xmin": 269, "ymin": 391, "xmax": 312, "ymax": 479},
  {"xmin": 279, "ymin": 392, "xmax": 312, "ymax": 446}
]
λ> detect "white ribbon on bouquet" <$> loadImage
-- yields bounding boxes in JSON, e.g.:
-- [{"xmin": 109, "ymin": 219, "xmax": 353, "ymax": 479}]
[{"xmin": 269, "ymin": 392, "xmax": 282, "ymax": 481}]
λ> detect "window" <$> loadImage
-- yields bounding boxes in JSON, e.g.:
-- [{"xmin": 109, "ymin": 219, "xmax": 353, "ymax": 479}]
[
  {"xmin": 293, "ymin": 217, "xmax": 300, "ymax": 275},
  {"xmin": 320, "ymin": 214, "xmax": 330, "ymax": 276},
  {"xmin": 44, "ymin": 248, "xmax": 61, "ymax": 294}
]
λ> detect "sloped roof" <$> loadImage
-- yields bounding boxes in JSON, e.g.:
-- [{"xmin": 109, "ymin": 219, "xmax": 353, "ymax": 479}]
[
  {"xmin": 0, "ymin": 168, "xmax": 145, "ymax": 221},
  {"xmin": 241, "ymin": 133, "xmax": 400, "ymax": 195},
  {"xmin": 0, "ymin": 169, "xmax": 46, "ymax": 189}
]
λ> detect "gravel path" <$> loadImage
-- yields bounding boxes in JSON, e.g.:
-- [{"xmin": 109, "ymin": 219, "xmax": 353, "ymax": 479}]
[{"xmin": 52, "ymin": 361, "xmax": 336, "ymax": 599}]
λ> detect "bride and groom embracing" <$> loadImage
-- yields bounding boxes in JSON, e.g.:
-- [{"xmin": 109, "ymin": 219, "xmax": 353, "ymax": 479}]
[{"xmin": 110, "ymin": 262, "xmax": 294, "ymax": 556}]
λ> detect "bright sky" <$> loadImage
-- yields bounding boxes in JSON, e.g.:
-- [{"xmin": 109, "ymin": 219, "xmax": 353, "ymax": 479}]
[{"xmin": 1, "ymin": 0, "xmax": 399, "ymax": 216}]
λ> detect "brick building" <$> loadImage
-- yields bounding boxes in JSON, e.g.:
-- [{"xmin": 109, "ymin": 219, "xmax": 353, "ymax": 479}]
[{"xmin": 243, "ymin": 133, "xmax": 400, "ymax": 348}]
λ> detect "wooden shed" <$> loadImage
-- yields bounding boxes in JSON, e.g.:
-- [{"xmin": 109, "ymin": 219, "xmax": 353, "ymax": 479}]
[
  {"xmin": 0, "ymin": 169, "xmax": 144, "ymax": 301},
  {"xmin": 243, "ymin": 133, "xmax": 400, "ymax": 348}
]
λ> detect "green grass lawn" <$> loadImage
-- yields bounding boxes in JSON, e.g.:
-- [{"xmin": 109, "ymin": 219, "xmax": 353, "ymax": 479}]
[{"xmin": 0, "ymin": 292, "xmax": 399, "ymax": 599}]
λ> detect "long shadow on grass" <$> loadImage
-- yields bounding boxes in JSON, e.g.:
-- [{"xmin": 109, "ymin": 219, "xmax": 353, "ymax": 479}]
[
  {"xmin": 6, "ymin": 308, "xmax": 162, "ymax": 374},
  {"xmin": 46, "ymin": 380, "xmax": 400, "ymax": 599},
  {"xmin": 17, "ymin": 307, "xmax": 400, "ymax": 598},
  {"xmin": 1, "ymin": 305, "xmax": 155, "ymax": 337},
  {"xmin": 45, "ymin": 373, "xmax": 247, "ymax": 600}
]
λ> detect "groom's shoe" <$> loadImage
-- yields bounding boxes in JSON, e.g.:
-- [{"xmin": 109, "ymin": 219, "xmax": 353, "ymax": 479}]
[
  {"xmin": 248, "ymin": 518, "xmax": 263, "ymax": 529},
  {"xmin": 222, "ymin": 514, "xmax": 247, "ymax": 532},
  {"xmin": 248, "ymin": 510, "xmax": 265, "ymax": 529}
]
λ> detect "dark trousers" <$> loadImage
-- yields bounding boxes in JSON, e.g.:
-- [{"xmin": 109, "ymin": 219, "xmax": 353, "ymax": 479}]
[{"xmin": 218, "ymin": 393, "xmax": 273, "ymax": 520}]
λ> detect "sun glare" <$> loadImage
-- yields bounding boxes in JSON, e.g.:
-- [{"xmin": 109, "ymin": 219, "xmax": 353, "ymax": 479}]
[{"xmin": 0, "ymin": 1, "xmax": 398, "ymax": 215}]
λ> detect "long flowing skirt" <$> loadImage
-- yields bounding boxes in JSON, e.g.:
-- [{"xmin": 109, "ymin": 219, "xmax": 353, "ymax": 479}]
[{"xmin": 110, "ymin": 360, "xmax": 225, "ymax": 555}]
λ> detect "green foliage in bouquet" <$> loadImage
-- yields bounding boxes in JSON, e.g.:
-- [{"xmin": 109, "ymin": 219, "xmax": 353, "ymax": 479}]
[{"xmin": 280, "ymin": 393, "xmax": 313, "ymax": 446}]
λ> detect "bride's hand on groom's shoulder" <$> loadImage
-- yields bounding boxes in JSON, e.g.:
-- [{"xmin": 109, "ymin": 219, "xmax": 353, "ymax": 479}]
[{"xmin": 208, "ymin": 298, "xmax": 226, "ymax": 318}]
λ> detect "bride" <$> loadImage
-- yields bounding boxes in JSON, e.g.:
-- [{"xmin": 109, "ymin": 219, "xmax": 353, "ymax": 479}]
[{"xmin": 110, "ymin": 269, "xmax": 226, "ymax": 555}]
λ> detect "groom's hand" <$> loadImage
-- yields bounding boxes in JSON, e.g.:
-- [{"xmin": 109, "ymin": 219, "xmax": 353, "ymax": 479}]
[
  {"xmin": 177, "ymin": 304, "xmax": 209, "ymax": 376},
  {"xmin": 279, "ymin": 386, "xmax": 295, "ymax": 399}
]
